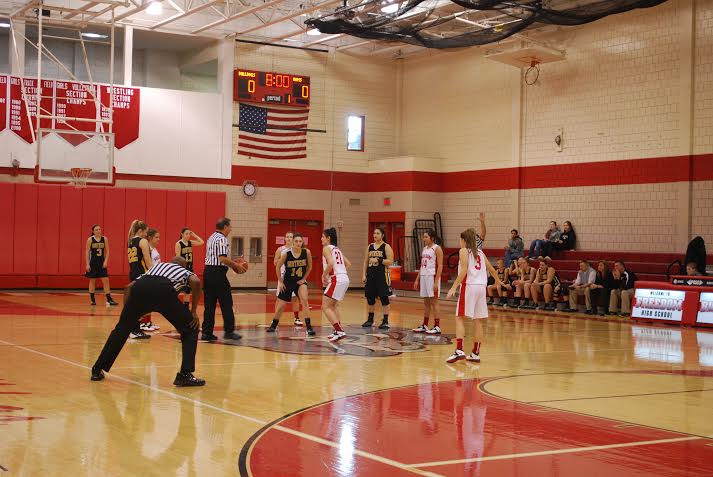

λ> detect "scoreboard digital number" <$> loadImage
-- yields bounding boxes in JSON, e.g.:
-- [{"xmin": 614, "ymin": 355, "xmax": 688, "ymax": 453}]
[{"xmin": 234, "ymin": 69, "xmax": 310, "ymax": 107}]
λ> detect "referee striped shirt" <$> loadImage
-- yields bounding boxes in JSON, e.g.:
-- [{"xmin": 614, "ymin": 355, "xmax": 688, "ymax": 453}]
[
  {"xmin": 140, "ymin": 262, "xmax": 195, "ymax": 292},
  {"xmin": 205, "ymin": 231, "xmax": 230, "ymax": 267}
]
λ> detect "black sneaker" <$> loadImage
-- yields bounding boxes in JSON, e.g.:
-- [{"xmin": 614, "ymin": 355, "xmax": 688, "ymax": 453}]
[
  {"xmin": 200, "ymin": 333, "xmax": 218, "ymax": 342},
  {"xmin": 266, "ymin": 325, "xmax": 277, "ymax": 333},
  {"xmin": 106, "ymin": 297, "xmax": 118, "ymax": 306},
  {"xmin": 362, "ymin": 319, "xmax": 374, "ymax": 328},
  {"xmin": 173, "ymin": 372, "xmax": 206, "ymax": 387},
  {"xmin": 487, "ymin": 298, "xmax": 494, "ymax": 305},
  {"xmin": 130, "ymin": 330, "xmax": 150, "ymax": 340},
  {"xmin": 562, "ymin": 307, "xmax": 577, "ymax": 313},
  {"xmin": 224, "ymin": 331, "xmax": 242, "ymax": 340},
  {"xmin": 378, "ymin": 320, "xmax": 390, "ymax": 330},
  {"xmin": 306, "ymin": 327, "xmax": 316, "ymax": 337},
  {"xmin": 621, "ymin": 312, "xmax": 630, "ymax": 317},
  {"xmin": 90, "ymin": 367, "xmax": 105, "ymax": 381},
  {"xmin": 585, "ymin": 309, "xmax": 595, "ymax": 315},
  {"xmin": 90, "ymin": 300, "xmax": 97, "ymax": 306}
]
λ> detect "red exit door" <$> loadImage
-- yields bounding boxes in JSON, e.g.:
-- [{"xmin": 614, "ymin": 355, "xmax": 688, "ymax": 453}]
[{"xmin": 267, "ymin": 209, "xmax": 324, "ymax": 288}]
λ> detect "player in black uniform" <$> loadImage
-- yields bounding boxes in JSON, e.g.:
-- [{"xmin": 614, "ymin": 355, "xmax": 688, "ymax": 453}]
[
  {"xmin": 267, "ymin": 233, "xmax": 315, "ymax": 336},
  {"xmin": 127, "ymin": 220, "xmax": 153, "ymax": 339},
  {"xmin": 175, "ymin": 227, "xmax": 204, "ymax": 306},
  {"xmin": 174, "ymin": 227, "xmax": 205, "ymax": 272},
  {"xmin": 362, "ymin": 227, "xmax": 394, "ymax": 329},
  {"xmin": 487, "ymin": 258, "xmax": 513, "ymax": 306},
  {"xmin": 85, "ymin": 225, "xmax": 118, "ymax": 306}
]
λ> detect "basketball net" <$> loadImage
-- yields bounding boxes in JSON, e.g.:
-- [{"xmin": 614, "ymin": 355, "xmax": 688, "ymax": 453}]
[{"xmin": 70, "ymin": 167, "xmax": 93, "ymax": 188}]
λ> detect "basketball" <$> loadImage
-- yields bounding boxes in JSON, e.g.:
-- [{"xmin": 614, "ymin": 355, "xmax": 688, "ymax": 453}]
[{"xmin": 233, "ymin": 258, "xmax": 249, "ymax": 274}]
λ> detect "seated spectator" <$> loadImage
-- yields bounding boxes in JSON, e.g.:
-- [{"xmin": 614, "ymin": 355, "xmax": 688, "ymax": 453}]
[
  {"xmin": 528, "ymin": 221, "xmax": 561, "ymax": 260},
  {"xmin": 530, "ymin": 259, "xmax": 560, "ymax": 311},
  {"xmin": 504, "ymin": 229, "xmax": 524, "ymax": 267},
  {"xmin": 487, "ymin": 259, "xmax": 513, "ymax": 306},
  {"xmin": 608, "ymin": 261, "xmax": 636, "ymax": 317},
  {"xmin": 686, "ymin": 262, "xmax": 703, "ymax": 276},
  {"xmin": 564, "ymin": 260, "xmax": 596, "ymax": 314},
  {"xmin": 590, "ymin": 260, "xmax": 615, "ymax": 316},
  {"xmin": 512, "ymin": 257, "xmax": 536, "ymax": 309},
  {"xmin": 544, "ymin": 221, "xmax": 576, "ymax": 259}
]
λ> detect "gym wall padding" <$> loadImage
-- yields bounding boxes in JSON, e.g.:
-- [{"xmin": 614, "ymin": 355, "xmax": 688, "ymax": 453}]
[{"xmin": 0, "ymin": 182, "xmax": 226, "ymax": 289}]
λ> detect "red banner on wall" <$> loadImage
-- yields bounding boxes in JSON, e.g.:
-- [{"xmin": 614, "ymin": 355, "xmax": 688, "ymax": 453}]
[
  {"xmin": 0, "ymin": 75, "xmax": 7, "ymax": 133},
  {"xmin": 55, "ymin": 81, "xmax": 98, "ymax": 146},
  {"xmin": 8, "ymin": 77, "xmax": 55, "ymax": 143},
  {"xmin": 100, "ymin": 85, "xmax": 140, "ymax": 149}
]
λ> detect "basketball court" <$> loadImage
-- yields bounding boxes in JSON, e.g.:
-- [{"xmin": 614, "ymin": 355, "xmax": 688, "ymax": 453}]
[
  {"xmin": 1, "ymin": 291, "xmax": 712, "ymax": 476},
  {"xmin": 2, "ymin": 0, "xmax": 713, "ymax": 475}
]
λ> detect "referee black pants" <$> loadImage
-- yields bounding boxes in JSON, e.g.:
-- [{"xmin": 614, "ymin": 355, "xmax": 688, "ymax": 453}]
[
  {"xmin": 202, "ymin": 265, "xmax": 235, "ymax": 335},
  {"xmin": 93, "ymin": 276, "xmax": 199, "ymax": 374}
]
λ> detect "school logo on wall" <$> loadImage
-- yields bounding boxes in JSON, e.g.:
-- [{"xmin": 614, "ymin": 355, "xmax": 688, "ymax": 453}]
[{"xmin": 160, "ymin": 326, "xmax": 452, "ymax": 357}]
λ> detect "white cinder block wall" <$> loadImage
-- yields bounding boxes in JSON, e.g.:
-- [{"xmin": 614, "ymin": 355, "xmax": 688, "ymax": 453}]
[{"xmin": 4, "ymin": 0, "xmax": 713, "ymax": 289}]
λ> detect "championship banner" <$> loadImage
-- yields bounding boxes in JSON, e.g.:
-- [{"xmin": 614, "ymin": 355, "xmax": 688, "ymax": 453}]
[
  {"xmin": 55, "ymin": 81, "xmax": 98, "ymax": 146},
  {"xmin": 698, "ymin": 292, "xmax": 713, "ymax": 325},
  {"xmin": 0, "ymin": 75, "xmax": 7, "ymax": 133},
  {"xmin": 8, "ymin": 77, "xmax": 53, "ymax": 143},
  {"xmin": 632, "ymin": 288, "xmax": 685, "ymax": 322},
  {"xmin": 100, "ymin": 85, "xmax": 140, "ymax": 149}
]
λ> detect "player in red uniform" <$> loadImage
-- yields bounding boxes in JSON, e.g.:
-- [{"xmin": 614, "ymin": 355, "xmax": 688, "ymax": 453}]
[
  {"xmin": 321, "ymin": 228, "xmax": 351, "ymax": 342},
  {"xmin": 446, "ymin": 228, "xmax": 503, "ymax": 364},
  {"xmin": 412, "ymin": 229, "xmax": 443, "ymax": 334}
]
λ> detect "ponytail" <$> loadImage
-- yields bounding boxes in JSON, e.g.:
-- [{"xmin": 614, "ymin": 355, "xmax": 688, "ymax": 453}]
[
  {"xmin": 128, "ymin": 220, "xmax": 148, "ymax": 242},
  {"xmin": 323, "ymin": 227, "xmax": 338, "ymax": 247},
  {"xmin": 460, "ymin": 228, "xmax": 478, "ymax": 251}
]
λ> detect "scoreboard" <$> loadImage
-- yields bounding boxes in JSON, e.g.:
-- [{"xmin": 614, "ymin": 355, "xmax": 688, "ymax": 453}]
[{"xmin": 234, "ymin": 69, "xmax": 310, "ymax": 107}]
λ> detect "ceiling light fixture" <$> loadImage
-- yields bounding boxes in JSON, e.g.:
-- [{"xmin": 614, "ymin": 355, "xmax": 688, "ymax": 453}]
[
  {"xmin": 146, "ymin": 1, "xmax": 163, "ymax": 16},
  {"xmin": 306, "ymin": 28, "xmax": 321, "ymax": 36},
  {"xmin": 0, "ymin": 21, "xmax": 11, "ymax": 28},
  {"xmin": 380, "ymin": 3, "xmax": 399, "ymax": 13},
  {"xmin": 81, "ymin": 32, "xmax": 108, "ymax": 39}
]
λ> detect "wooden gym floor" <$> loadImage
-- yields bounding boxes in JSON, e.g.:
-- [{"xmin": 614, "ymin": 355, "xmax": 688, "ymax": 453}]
[{"xmin": 1, "ymin": 290, "xmax": 712, "ymax": 476}]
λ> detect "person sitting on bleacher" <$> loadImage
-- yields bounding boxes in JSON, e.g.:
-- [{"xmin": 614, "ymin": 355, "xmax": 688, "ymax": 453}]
[
  {"xmin": 608, "ymin": 261, "xmax": 636, "ymax": 317},
  {"xmin": 504, "ymin": 229, "xmax": 524, "ymax": 267},
  {"xmin": 543, "ymin": 221, "xmax": 576, "ymax": 260},
  {"xmin": 686, "ymin": 262, "xmax": 703, "ymax": 276},
  {"xmin": 487, "ymin": 259, "xmax": 513, "ymax": 307},
  {"xmin": 590, "ymin": 260, "xmax": 615, "ymax": 316},
  {"xmin": 528, "ymin": 221, "xmax": 561, "ymax": 260},
  {"xmin": 512, "ymin": 257, "xmax": 536, "ymax": 309},
  {"xmin": 564, "ymin": 260, "xmax": 596, "ymax": 314},
  {"xmin": 531, "ymin": 259, "xmax": 560, "ymax": 311}
]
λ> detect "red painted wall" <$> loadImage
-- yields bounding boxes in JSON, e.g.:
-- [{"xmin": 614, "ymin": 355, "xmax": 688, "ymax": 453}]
[{"xmin": 0, "ymin": 183, "xmax": 226, "ymax": 289}]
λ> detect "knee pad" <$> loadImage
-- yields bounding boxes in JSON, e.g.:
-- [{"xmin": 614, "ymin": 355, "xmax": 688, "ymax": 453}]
[{"xmin": 380, "ymin": 296, "xmax": 390, "ymax": 306}]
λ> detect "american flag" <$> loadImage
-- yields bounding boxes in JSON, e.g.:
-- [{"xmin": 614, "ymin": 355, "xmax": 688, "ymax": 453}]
[{"xmin": 237, "ymin": 103, "xmax": 309, "ymax": 160}]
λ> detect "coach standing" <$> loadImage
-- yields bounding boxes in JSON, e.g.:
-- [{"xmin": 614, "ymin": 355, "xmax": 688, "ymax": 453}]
[{"xmin": 202, "ymin": 218, "xmax": 242, "ymax": 342}]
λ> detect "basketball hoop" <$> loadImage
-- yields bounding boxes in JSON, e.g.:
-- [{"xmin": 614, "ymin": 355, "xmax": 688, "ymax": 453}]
[{"xmin": 70, "ymin": 167, "xmax": 93, "ymax": 188}]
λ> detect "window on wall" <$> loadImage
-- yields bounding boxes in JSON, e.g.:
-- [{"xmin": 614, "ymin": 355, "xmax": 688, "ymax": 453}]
[
  {"xmin": 347, "ymin": 115, "xmax": 365, "ymax": 151},
  {"xmin": 231, "ymin": 237, "xmax": 244, "ymax": 260}
]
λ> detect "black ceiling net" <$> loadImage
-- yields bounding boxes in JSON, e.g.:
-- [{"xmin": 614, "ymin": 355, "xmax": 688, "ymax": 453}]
[{"xmin": 305, "ymin": 0, "xmax": 669, "ymax": 49}]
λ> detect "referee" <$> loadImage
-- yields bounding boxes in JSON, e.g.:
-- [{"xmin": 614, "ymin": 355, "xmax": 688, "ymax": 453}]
[
  {"xmin": 202, "ymin": 217, "xmax": 242, "ymax": 342},
  {"xmin": 90, "ymin": 257, "xmax": 205, "ymax": 387}
]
